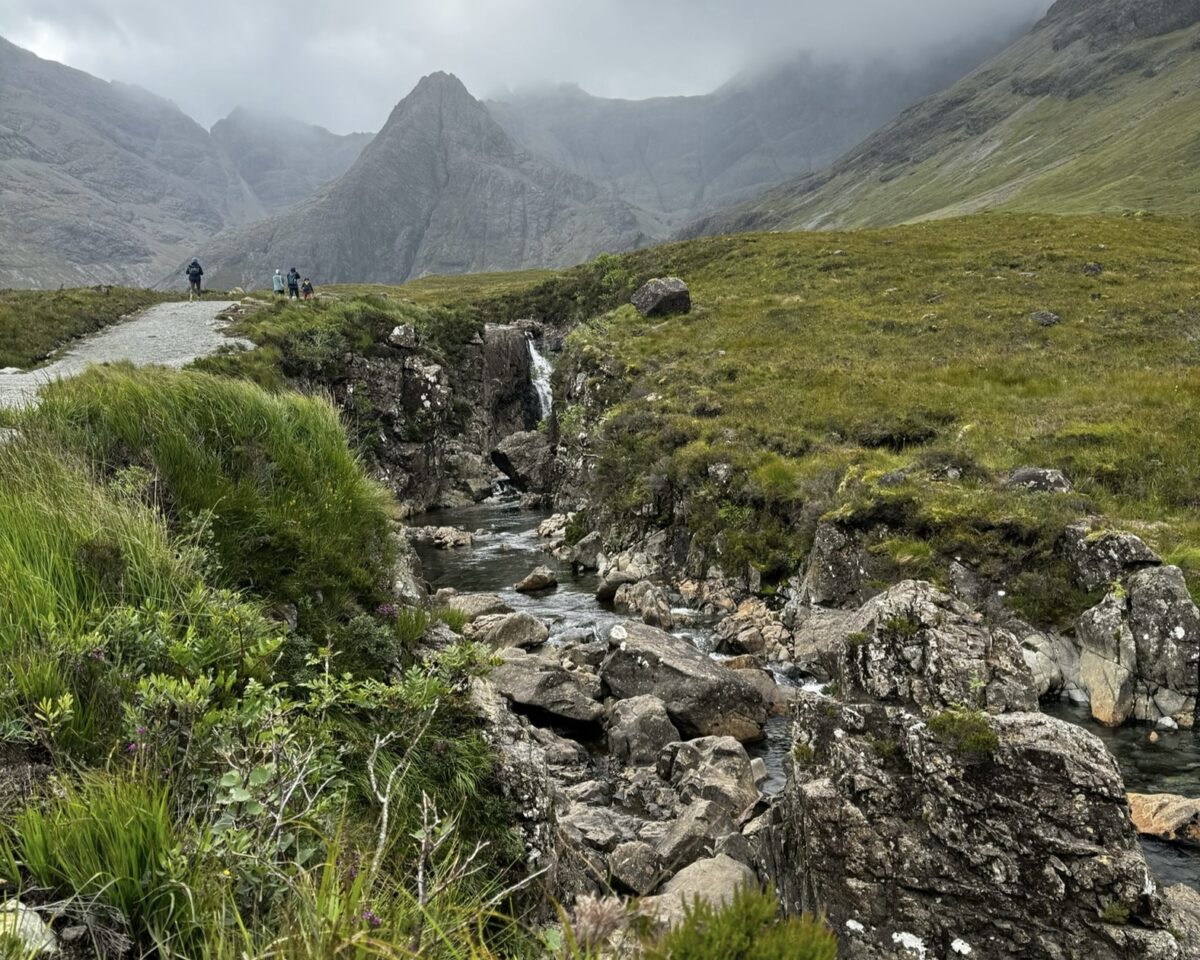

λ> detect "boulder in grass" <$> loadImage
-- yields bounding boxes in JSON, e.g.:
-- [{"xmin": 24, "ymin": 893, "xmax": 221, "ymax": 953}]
[{"xmin": 631, "ymin": 277, "xmax": 691, "ymax": 316}]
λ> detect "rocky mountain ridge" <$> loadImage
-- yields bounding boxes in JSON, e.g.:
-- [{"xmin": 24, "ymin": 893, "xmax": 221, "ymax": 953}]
[{"xmin": 687, "ymin": 0, "xmax": 1200, "ymax": 234}]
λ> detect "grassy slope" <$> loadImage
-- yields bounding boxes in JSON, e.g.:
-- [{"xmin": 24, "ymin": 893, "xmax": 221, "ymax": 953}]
[
  {"xmin": 401, "ymin": 214, "xmax": 1200, "ymax": 625},
  {"xmin": 718, "ymin": 20, "xmax": 1200, "ymax": 231},
  {"xmin": 0, "ymin": 287, "xmax": 177, "ymax": 368}
]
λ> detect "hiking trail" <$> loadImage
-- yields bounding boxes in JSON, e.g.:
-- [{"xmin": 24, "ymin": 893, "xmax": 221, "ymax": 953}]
[{"xmin": 0, "ymin": 300, "xmax": 249, "ymax": 408}]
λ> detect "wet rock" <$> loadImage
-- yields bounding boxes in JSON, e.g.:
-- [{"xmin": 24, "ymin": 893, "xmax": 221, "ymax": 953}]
[
  {"xmin": 490, "ymin": 649, "xmax": 603, "ymax": 724},
  {"xmin": 1077, "ymin": 566, "xmax": 1199, "ymax": 726},
  {"xmin": 608, "ymin": 695, "xmax": 680, "ymax": 767},
  {"xmin": 492, "ymin": 430, "xmax": 553, "ymax": 493},
  {"xmin": 1065, "ymin": 518, "xmax": 1161, "ymax": 590},
  {"xmin": 0, "ymin": 902, "xmax": 57, "ymax": 955},
  {"xmin": 797, "ymin": 522, "xmax": 865, "ymax": 608},
  {"xmin": 642, "ymin": 855, "xmax": 755, "ymax": 928},
  {"xmin": 600, "ymin": 622, "xmax": 767, "ymax": 742},
  {"xmin": 444, "ymin": 592, "xmax": 513, "ymax": 622},
  {"xmin": 609, "ymin": 840, "xmax": 661, "ymax": 895},
  {"xmin": 770, "ymin": 694, "xmax": 1185, "ymax": 960},
  {"xmin": 409, "ymin": 525, "xmax": 474, "ymax": 549},
  {"xmin": 631, "ymin": 277, "xmax": 691, "ymax": 317},
  {"xmin": 655, "ymin": 799, "xmax": 737, "ymax": 874},
  {"xmin": 1031, "ymin": 310, "xmax": 1061, "ymax": 327},
  {"xmin": 840, "ymin": 580, "xmax": 1038, "ymax": 713},
  {"xmin": 571, "ymin": 531, "xmax": 604, "ymax": 571},
  {"xmin": 658, "ymin": 736, "xmax": 760, "ymax": 823},
  {"xmin": 1003, "ymin": 466, "xmax": 1073, "ymax": 493},
  {"xmin": 464, "ymin": 612, "xmax": 549, "ymax": 649},
  {"xmin": 1128, "ymin": 792, "xmax": 1200, "ymax": 846},
  {"xmin": 515, "ymin": 565, "xmax": 558, "ymax": 593},
  {"xmin": 613, "ymin": 580, "xmax": 674, "ymax": 629}
]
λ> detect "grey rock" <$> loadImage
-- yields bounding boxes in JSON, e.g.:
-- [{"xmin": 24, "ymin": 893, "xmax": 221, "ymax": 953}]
[
  {"xmin": 464, "ymin": 612, "xmax": 549, "ymax": 649},
  {"xmin": 613, "ymin": 580, "xmax": 675, "ymax": 630},
  {"xmin": 655, "ymin": 799, "xmax": 738, "ymax": 874},
  {"xmin": 1065, "ymin": 518, "xmax": 1161, "ymax": 590},
  {"xmin": 570, "ymin": 531, "xmax": 604, "ymax": 570},
  {"xmin": 609, "ymin": 840, "xmax": 661, "ymax": 895},
  {"xmin": 444, "ymin": 592, "xmax": 514, "ymax": 622},
  {"xmin": 388, "ymin": 324, "xmax": 418, "ymax": 349},
  {"xmin": 643, "ymin": 855, "xmax": 756, "ymax": 928},
  {"xmin": 559, "ymin": 802, "xmax": 643, "ymax": 852},
  {"xmin": 1003, "ymin": 466, "xmax": 1073, "ymax": 493},
  {"xmin": 409, "ymin": 525, "xmax": 474, "ymax": 549},
  {"xmin": 493, "ymin": 431, "xmax": 554, "ymax": 493},
  {"xmin": 631, "ymin": 277, "xmax": 691, "ymax": 316},
  {"xmin": 797, "ymin": 522, "xmax": 865, "ymax": 607},
  {"xmin": 608, "ymin": 695, "xmax": 680, "ymax": 766},
  {"xmin": 658, "ymin": 736, "xmax": 760, "ymax": 822},
  {"xmin": 600, "ymin": 622, "xmax": 767, "ymax": 742},
  {"xmin": 768, "ymin": 694, "xmax": 1185, "ymax": 960},
  {"xmin": 0, "ymin": 903, "xmax": 57, "ymax": 955},
  {"xmin": 1031, "ymin": 310, "xmax": 1062, "ymax": 326},
  {"xmin": 514, "ymin": 565, "xmax": 558, "ymax": 593},
  {"xmin": 489, "ymin": 649, "xmax": 603, "ymax": 723},
  {"xmin": 840, "ymin": 580, "xmax": 1039, "ymax": 713}
]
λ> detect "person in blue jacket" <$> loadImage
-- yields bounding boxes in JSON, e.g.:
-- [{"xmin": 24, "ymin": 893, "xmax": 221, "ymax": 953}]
[
  {"xmin": 286, "ymin": 267, "xmax": 301, "ymax": 299},
  {"xmin": 272, "ymin": 269, "xmax": 286, "ymax": 296},
  {"xmin": 185, "ymin": 259, "xmax": 203, "ymax": 299}
]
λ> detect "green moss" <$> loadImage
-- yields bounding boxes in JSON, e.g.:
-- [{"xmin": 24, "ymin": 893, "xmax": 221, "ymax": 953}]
[
  {"xmin": 1100, "ymin": 902, "xmax": 1131, "ymax": 926},
  {"xmin": 927, "ymin": 705, "xmax": 1000, "ymax": 762},
  {"xmin": 792, "ymin": 742, "xmax": 816, "ymax": 765}
]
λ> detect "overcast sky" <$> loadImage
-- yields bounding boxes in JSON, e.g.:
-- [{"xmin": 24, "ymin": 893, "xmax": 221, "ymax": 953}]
[{"xmin": 1, "ymin": 0, "xmax": 1053, "ymax": 134}]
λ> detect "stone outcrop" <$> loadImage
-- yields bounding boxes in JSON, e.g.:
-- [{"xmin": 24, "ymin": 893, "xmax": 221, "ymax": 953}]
[
  {"xmin": 464, "ymin": 612, "xmax": 549, "ymax": 649},
  {"xmin": 1004, "ymin": 466, "xmax": 1073, "ymax": 493},
  {"xmin": 600, "ymin": 623, "xmax": 767, "ymax": 742},
  {"xmin": 1128, "ymin": 793, "xmax": 1200, "ymax": 846},
  {"xmin": 1065, "ymin": 518, "xmax": 1161, "ymax": 590},
  {"xmin": 613, "ymin": 580, "xmax": 674, "ymax": 629},
  {"xmin": 796, "ymin": 522, "xmax": 866, "ymax": 608},
  {"xmin": 714, "ymin": 598, "xmax": 791, "ymax": 663},
  {"xmin": 839, "ymin": 580, "xmax": 1039, "ymax": 713},
  {"xmin": 657, "ymin": 737, "xmax": 761, "ymax": 823},
  {"xmin": 1076, "ymin": 566, "xmax": 1199, "ymax": 726},
  {"xmin": 490, "ymin": 649, "xmax": 603, "ymax": 724},
  {"xmin": 607, "ymin": 696, "xmax": 679, "ymax": 766},
  {"xmin": 767, "ymin": 694, "xmax": 1190, "ymax": 960},
  {"xmin": 493, "ymin": 430, "xmax": 554, "ymax": 493},
  {"xmin": 631, "ymin": 278, "xmax": 691, "ymax": 317},
  {"xmin": 442, "ymin": 592, "xmax": 513, "ymax": 621}
]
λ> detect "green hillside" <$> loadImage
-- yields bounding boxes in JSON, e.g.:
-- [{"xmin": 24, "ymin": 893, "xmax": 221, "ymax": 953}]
[{"xmin": 691, "ymin": 0, "xmax": 1200, "ymax": 233}]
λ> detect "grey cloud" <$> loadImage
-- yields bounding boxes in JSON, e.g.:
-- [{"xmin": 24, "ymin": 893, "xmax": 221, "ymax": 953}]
[{"xmin": 0, "ymin": 0, "xmax": 1053, "ymax": 133}]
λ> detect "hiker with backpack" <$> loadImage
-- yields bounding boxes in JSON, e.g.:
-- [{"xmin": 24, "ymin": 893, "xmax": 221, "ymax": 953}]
[
  {"xmin": 301, "ymin": 277, "xmax": 315, "ymax": 300},
  {"xmin": 185, "ymin": 259, "xmax": 203, "ymax": 299},
  {"xmin": 286, "ymin": 267, "xmax": 301, "ymax": 300}
]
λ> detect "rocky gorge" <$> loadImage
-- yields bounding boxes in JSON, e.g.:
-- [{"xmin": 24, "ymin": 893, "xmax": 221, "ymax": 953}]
[{"xmin": 326, "ymin": 270, "xmax": 1200, "ymax": 958}]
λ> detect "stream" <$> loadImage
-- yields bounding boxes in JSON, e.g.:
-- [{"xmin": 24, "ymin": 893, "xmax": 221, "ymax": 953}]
[{"xmin": 413, "ymin": 498, "xmax": 1200, "ymax": 892}]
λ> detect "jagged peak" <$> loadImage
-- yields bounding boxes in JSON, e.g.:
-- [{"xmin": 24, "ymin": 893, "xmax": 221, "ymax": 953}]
[{"xmin": 1041, "ymin": 0, "xmax": 1200, "ymax": 47}]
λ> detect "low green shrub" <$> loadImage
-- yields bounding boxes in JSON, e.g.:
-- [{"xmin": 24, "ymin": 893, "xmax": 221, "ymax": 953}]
[
  {"xmin": 641, "ymin": 885, "xmax": 836, "ymax": 960},
  {"xmin": 927, "ymin": 705, "xmax": 999, "ymax": 762}
]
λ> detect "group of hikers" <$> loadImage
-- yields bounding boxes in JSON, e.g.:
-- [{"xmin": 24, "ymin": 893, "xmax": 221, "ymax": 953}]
[
  {"xmin": 273, "ymin": 267, "xmax": 315, "ymax": 300},
  {"xmin": 183, "ymin": 259, "xmax": 316, "ymax": 301}
]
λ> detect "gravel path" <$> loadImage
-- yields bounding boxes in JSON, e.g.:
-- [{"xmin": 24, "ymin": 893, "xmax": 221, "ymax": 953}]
[{"xmin": 0, "ymin": 300, "xmax": 250, "ymax": 408}]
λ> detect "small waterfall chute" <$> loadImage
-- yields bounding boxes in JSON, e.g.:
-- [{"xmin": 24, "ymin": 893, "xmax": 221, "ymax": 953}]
[{"xmin": 526, "ymin": 333, "xmax": 553, "ymax": 420}]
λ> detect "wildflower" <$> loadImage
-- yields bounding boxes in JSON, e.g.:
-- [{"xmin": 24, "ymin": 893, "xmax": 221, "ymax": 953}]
[
  {"xmin": 361, "ymin": 909, "xmax": 382, "ymax": 930},
  {"xmin": 572, "ymin": 895, "xmax": 625, "ymax": 949}
]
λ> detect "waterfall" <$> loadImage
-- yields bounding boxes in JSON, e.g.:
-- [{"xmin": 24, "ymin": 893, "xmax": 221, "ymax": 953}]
[{"xmin": 526, "ymin": 333, "xmax": 553, "ymax": 421}]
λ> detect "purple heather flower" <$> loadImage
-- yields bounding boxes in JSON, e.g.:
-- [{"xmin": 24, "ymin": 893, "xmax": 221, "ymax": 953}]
[
  {"xmin": 361, "ymin": 909, "xmax": 382, "ymax": 930},
  {"xmin": 375, "ymin": 603, "xmax": 398, "ymax": 621}
]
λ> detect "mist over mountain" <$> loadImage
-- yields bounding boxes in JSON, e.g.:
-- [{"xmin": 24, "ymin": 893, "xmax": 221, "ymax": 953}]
[
  {"xmin": 686, "ymin": 0, "xmax": 1200, "ymax": 235},
  {"xmin": 192, "ymin": 73, "xmax": 648, "ymax": 288},
  {"xmin": 210, "ymin": 109, "xmax": 373, "ymax": 213}
]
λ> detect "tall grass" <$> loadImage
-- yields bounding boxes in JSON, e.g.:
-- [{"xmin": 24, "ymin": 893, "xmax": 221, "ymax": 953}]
[{"xmin": 20, "ymin": 364, "xmax": 396, "ymax": 635}]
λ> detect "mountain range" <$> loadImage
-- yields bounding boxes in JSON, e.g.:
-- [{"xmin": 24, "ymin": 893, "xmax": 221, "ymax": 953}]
[{"xmin": 688, "ymin": 0, "xmax": 1200, "ymax": 234}]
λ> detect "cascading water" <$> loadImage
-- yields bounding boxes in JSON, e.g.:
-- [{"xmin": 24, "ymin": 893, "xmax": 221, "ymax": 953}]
[{"xmin": 526, "ymin": 333, "xmax": 553, "ymax": 421}]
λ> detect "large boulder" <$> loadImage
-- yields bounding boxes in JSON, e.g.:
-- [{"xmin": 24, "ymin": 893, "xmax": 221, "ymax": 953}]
[
  {"xmin": 657, "ymin": 736, "xmax": 760, "ymax": 823},
  {"xmin": 464, "ymin": 612, "xmax": 549, "ymax": 649},
  {"xmin": 654, "ymin": 799, "xmax": 737, "ymax": 874},
  {"xmin": 600, "ymin": 622, "xmax": 768, "ymax": 742},
  {"xmin": 613, "ymin": 580, "xmax": 674, "ymax": 630},
  {"xmin": 489, "ymin": 649, "xmax": 603, "ymax": 724},
  {"xmin": 1065, "ymin": 518, "xmax": 1161, "ymax": 590},
  {"xmin": 1128, "ymin": 793, "xmax": 1200, "ymax": 846},
  {"xmin": 609, "ymin": 840, "xmax": 661, "ymax": 896},
  {"xmin": 641, "ymin": 855, "xmax": 756, "ymax": 928},
  {"xmin": 443, "ymin": 592, "xmax": 513, "ymax": 621},
  {"xmin": 768, "ymin": 694, "xmax": 1188, "ymax": 960},
  {"xmin": 631, "ymin": 277, "xmax": 691, "ymax": 317},
  {"xmin": 492, "ymin": 430, "xmax": 553, "ymax": 493},
  {"xmin": 515, "ymin": 565, "xmax": 558, "ymax": 593},
  {"xmin": 796, "ymin": 522, "xmax": 866, "ymax": 608},
  {"xmin": 840, "ymin": 580, "xmax": 1038, "ymax": 714},
  {"xmin": 1076, "ymin": 566, "xmax": 1199, "ymax": 726},
  {"xmin": 607, "ymin": 695, "xmax": 679, "ymax": 766}
]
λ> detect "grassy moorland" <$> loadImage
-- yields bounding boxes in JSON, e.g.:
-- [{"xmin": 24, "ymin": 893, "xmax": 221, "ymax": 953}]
[
  {"xmin": 419, "ymin": 213, "xmax": 1200, "ymax": 627},
  {"xmin": 0, "ymin": 287, "xmax": 180, "ymax": 369}
]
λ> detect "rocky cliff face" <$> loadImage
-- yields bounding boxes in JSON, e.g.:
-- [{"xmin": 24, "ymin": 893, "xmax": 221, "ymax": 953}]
[
  {"xmin": 209, "ymin": 107, "xmax": 372, "ymax": 213},
  {"xmin": 0, "ymin": 37, "xmax": 262, "ymax": 288},
  {"xmin": 193, "ymin": 73, "xmax": 649, "ymax": 289}
]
